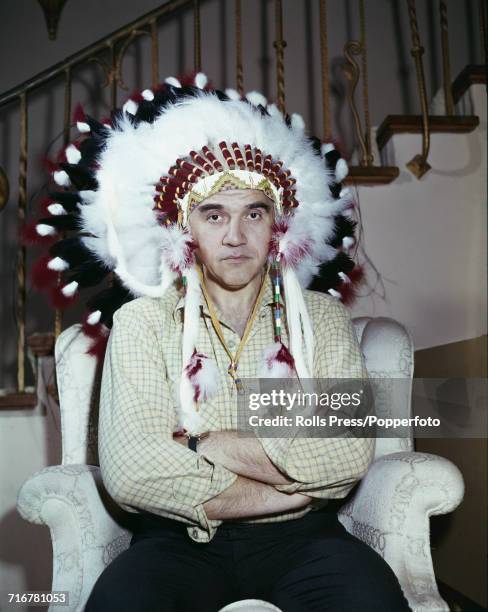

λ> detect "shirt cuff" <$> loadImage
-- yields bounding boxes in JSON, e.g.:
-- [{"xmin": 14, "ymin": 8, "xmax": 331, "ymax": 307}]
[{"xmin": 192, "ymin": 458, "xmax": 238, "ymax": 541}]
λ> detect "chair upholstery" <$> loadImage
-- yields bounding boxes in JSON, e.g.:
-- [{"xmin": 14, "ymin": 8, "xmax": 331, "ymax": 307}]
[{"xmin": 17, "ymin": 318, "xmax": 464, "ymax": 611}]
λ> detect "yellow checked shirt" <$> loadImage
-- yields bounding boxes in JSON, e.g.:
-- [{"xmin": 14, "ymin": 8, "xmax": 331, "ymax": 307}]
[{"xmin": 98, "ymin": 273, "xmax": 374, "ymax": 543}]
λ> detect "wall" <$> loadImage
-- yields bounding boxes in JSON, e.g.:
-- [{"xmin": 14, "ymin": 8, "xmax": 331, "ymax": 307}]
[{"xmin": 415, "ymin": 335, "xmax": 487, "ymax": 607}]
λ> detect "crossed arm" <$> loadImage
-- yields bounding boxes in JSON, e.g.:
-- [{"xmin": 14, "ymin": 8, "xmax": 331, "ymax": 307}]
[{"xmin": 173, "ymin": 431, "xmax": 313, "ymax": 519}]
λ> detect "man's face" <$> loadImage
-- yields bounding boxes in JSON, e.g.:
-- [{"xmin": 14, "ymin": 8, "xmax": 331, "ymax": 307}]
[{"xmin": 188, "ymin": 189, "xmax": 275, "ymax": 289}]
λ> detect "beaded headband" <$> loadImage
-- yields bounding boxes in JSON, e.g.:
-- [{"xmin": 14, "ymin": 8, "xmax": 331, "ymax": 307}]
[{"xmin": 154, "ymin": 140, "xmax": 297, "ymax": 227}]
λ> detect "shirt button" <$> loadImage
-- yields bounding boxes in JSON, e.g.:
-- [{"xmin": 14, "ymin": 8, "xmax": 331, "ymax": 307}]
[{"xmin": 228, "ymin": 339, "xmax": 236, "ymax": 349}]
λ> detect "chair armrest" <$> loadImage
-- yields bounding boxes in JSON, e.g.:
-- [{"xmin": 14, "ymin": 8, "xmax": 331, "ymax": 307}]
[
  {"xmin": 17, "ymin": 464, "xmax": 132, "ymax": 611},
  {"xmin": 338, "ymin": 451, "xmax": 464, "ymax": 612}
]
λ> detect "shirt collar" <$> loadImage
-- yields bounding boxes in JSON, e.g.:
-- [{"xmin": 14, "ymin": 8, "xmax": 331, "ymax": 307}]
[{"xmin": 172, "ymin": 271, "xmax": 275, "ymax": 323}]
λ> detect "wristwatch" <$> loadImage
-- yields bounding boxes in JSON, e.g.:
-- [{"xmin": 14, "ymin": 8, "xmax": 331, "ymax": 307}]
[{"xmin": 186, "ymin": 431, "xmax": 210, "ymax": 452}]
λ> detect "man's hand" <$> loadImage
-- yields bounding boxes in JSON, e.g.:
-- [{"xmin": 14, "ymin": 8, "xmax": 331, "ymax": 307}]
[{"xmin": 172, "ymin": 430, "xmax": 293, "ymax": 485}]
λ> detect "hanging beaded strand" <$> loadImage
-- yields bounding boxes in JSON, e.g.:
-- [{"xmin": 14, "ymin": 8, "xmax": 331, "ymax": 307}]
[{"xmin": 272, "ymin": 253, "xmax": 283, "ymax": 343}]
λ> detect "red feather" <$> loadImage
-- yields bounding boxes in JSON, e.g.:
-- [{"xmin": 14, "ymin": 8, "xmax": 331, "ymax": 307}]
[
  {"xmin": 339, "ymin": 265, "xmax": 364, "ymax": 306},
  {"xmin": 128, "ymin": 90, "xmax": 144, "ymax": 104},
  {"xmin": 30, "ymin": 255, "xmax": 59, "ymax": 290},
  {"xmin": 48, "ymin": 285, "xmax": 79, "ymax": 309},
  {"xmin": 82, "ymin": 313, "xmax": 104, "ymax": 339},
  {"xmin": 100, "ymin": 116, "xmax": 113, "ymax": 128},
  {"xmin": 20, "ymin": 222, "xmax": 57, "ymax": 246},
  {"xmin": 73, "ymin": 103, "xmax": 86, "ymax": 124},
  {"xmin": 275, "ymin": 343, "xmax": 295, "ymax": 368},
  {"xmin": 86, "ymin": 332, "xmax": 110, "ymax": 360},
  {"xmin": 42, "ymin": 157, "xmax": 58, "ymax": 174},
  {"xmin": 37, "ymin": 196, "xmax": 54, "ymax": 216}
]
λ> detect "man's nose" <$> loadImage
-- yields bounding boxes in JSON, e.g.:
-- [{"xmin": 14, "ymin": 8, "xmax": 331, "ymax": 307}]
[{"xmin": 222, "ymin": 219, "xmax": 247, "ymax": 246}]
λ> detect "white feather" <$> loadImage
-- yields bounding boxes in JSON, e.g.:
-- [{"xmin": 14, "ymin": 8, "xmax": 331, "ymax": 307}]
[
  {"xmin": 53, "ymin": 170, "xmax": 70, "ymax": 186},
  {"xmin": 47, "ymin": 257, "xmax": 69, "ymax": 271},
  {"xmin": 165, "ymin": 76, "xmax": 182, "ymax": 88},
  {"xmin": 342, "ymin": 236, "xmax": 355, "ymax": 250},
  {"xmin": 79, "ymin": 190, "xmax": 96, "ymax": 203},
  {"xmin": 266, "ymin": 103, "xmax": 282, "ymax": 118},
  {"xmin": 338, "ymin": 271, "xmax": 351, "ymax": 283},
  {"xmin": 61, "ymin": 281, "xmax": 78, "ymax": 297},
  {"xmin": 77, "ymin": 121, "xmax": 90, "ymax": 133},
  {"xmin": 87, "ymin": 310, "xmax": 102, "ymax": 325},
  {"xmin": 256, "ymin": 342, "xmax": 295, "ymax": 378},
  {"xmin": 224, "ymin": 88, "xmax": 241, "ymax": 100},
  {"xmin": 335, "ymin": 158, "xmax": 349, "ymax": 182},
  {"xmin": 36, "ymin": 223, "xmax": 56, "ymax": 237},
  {"xmin": 328, "ymin": 288, "xmax": 341, "ymax": 299},
  {"xmin": 291, "ymin": 113, "xmax": 305, "ymax": 132},
  {"xmin": 321, "ymin": 143, "xmax": 335, "ymax": 155},
  {"xmin": 123, "ymin": 99, "xmax": 138, "ymax": 116},
  {"xmin": 65, "ymin": 144, "xmax": 81, "ymax": 164},
  {"xmin": 191, "ymin": 355, "xmax": 220, "ymax": 399},
  {"xmin": 47, "ymin": 203, "xmax": 67, "ymax": 216},
  {"xmin": 194, "ymin": 72, "xmax": 208, "ymax": 89},
  {"xmin": 160, "ymin": 225, "xmax": 194, "ymax": 271},
  {"xmin": 246, "ymin": 91, "xmax": 267, "ymax": 107},
  {"xmin": 142, "ymin": 89, "xmax": 154, "ymax": 101}
]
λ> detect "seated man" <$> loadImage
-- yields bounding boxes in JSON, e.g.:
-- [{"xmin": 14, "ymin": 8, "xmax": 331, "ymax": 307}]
[{"xmin": 63, "ymin": 76, "xmax": 412, "ymax": 611}]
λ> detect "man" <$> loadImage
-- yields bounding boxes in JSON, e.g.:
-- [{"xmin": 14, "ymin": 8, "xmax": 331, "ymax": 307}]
[{"xmin": 34, "ymin": 74, "xmax": 411, "ymax": 611}]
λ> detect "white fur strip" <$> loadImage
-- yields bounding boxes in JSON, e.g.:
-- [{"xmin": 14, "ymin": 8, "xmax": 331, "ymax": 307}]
[
  {"xmin": 256, "ymin": 342, "xmax": 295, "ymax": 378},
  {"xmin": 188, "ymin": 354, "xmax": 220, "ymax": 400},
  {"xmin": 104, "ymin": 181, "xmax": 170, "ymax": 297},
  {"xmin": 179, "ymin": 265, "xmax": 203, "ymax": 433},
  {"xmin": 282, "ymin": 267, "xmax": 310, "ymax": 379},
  {"xmin": 292, "ymin": 271, "xmax": 315, "ymax": 375}
]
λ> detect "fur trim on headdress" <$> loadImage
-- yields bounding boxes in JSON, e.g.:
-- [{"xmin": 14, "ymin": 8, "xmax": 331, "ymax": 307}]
[
  {"xmin": 185, "ymin": 349, "xmax": 221, "ymax": 402},
  {"xmin": 257, "ymin": 342, "xmax": 296, "ymax": 378}
]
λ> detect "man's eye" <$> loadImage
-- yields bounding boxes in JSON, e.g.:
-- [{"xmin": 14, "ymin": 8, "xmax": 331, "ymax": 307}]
[
  {"xmin": 207, "ymin": 214, "xmax": 221, "ymax": 222},
  {"xmin": 248, "ymin": 211, "xmax": 262, "ymax": 220}
]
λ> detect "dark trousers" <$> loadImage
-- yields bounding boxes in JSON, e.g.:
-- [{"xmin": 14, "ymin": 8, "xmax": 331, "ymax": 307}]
[{"xmin": 85, "ymin": 506, "xmax": 411, "ymax": 612}]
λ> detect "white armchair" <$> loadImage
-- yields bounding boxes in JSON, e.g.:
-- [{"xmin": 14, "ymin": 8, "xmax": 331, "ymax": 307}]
[{"xmin": 17, "ymin": 317, "xmax": 464, "ymax": 611}]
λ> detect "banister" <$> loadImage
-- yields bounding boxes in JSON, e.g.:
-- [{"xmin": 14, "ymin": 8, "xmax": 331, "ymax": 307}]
[{"xmin": 0, "ymin": 0, "xmax": 192, "ymax": 108}]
